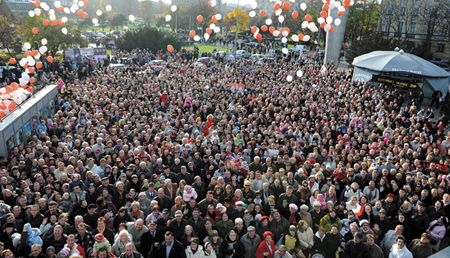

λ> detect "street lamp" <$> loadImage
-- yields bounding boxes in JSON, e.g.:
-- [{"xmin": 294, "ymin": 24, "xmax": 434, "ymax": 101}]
[{"xmin": 234, "ymin": 0, "xmax": 239, "ymax": 55}]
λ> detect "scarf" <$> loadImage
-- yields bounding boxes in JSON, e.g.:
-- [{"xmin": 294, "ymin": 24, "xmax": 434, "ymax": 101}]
[
  {"xmin": 368, "ymin": 186, "xmax": 376, "ymax": 200},
  {"xmin": 132, "ymin": 210, "xmax": 140, "ymax": 218},
  {"xmin": 289, "ymin": 213, "xmax": 297, "ymax": 225}
]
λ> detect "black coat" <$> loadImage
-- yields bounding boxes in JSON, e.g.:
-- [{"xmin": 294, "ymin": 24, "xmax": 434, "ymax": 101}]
[
  {"xmin": 410, "ymin": 211, "xmax": 430, "ymax": 240},
  {"xmin": 341, "ymin": 240, "xmax": 370, "ymax": 258},
  {"xmin": 140, "ymin": 229, "xmax": 164, "ymax": 258},
  {"xmin": 324, "ymin": 231, "xmax": 342, "ymax": 258},
  {"xmin": 165, "ymin": 218, "xmax": 188, "ymax": 241},
  {"xmin": 157, "ymin": 239, "xmax": 186, "ymax": 258},
  {"xmin": 220, "ymin": 235, "xmax": 246, "ymax": 257}
]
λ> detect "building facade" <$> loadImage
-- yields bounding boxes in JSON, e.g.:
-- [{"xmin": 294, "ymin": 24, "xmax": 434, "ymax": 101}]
[{"xmin": 4, "ymin": 0, "xmax": 72, "ymax": 17}]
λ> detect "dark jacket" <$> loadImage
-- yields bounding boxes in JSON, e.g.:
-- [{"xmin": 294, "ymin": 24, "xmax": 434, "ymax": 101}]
[
  {"xmin": 408, "ymin": 239, "xmax": 433, "ymax": 258},
  {"xmin": 220, "ymin": 234, "xmax": 246, "ymax": 258},
  {"xmin": 165, "ymin": 218, "xmax": 188, "ymax": 241},
  {"xmin": 324, "ymin": 231, "xmax": 342, "ymax": 258},
  {"xmin": 341, "ymin": 240, "xmax": 370, "ymax": 258},
  {"xmin": 118, "ymin": 251, "xmax": 142, "ymax": 258},
  {"xmin": 140, "ymin": 229, "xmax": 164, "ymax": 258},
  {"xmin": 410, "ymin": 211, "xmax": 430, "ymax": 240},
  {"xmin": 157, "ymin": 239, "xmax": 186, "ymax": 258},
  {"xmin": 93, "ymin": 227, "xmax": 115, "ymax": 246},
  {"xmin": 25, "ymin": 213, "xmax": 45, "ymax": 228}
]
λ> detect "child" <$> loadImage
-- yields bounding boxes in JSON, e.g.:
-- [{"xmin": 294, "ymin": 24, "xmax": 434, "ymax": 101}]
[
  {"xmin": 93, "ymin": 233, "xmax": 111, "ymax": 253},
  {"xmin": 68, "ymin": 174, "xmax": 85, "ymax": 192},
  {"xmin": 58, "ymin": 193, "xmax": 73, "ymax": 213},
  {"xmin": 183, "ymin": 185, "xmax": 198, "ymax": 202}
]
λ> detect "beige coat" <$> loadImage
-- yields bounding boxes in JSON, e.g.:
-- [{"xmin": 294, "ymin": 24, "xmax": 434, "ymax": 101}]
[{"xmin": 297, "ymin": 227, "xmax": 314, "ymax": 250}]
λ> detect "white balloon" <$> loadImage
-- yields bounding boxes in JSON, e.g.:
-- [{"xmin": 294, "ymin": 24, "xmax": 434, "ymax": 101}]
[
  {"xmin": 205, "ymin": 86, "xmax": 209, "ymax": 90},
  {"xmin": 20, "ymin": 94, "xmax": 27, "ymax": 101},
  {"xmin": 72, "ymin": 4, "xmax": 79, "ymax": 10},
  {"xmin": 39, "ymin": 46, "xmax": 48, "ymax": 54},
  {"xmin": 324, "ymin": 24, "xmax": 331, "ymax": 31},
  {"xmin": 106, "ymin": 5, "xmax": 112, "ymax": 11},
  {"xmin": 64, "ymin": 7, "xmax": 70, "ymax": 13},
  {"xmin": 49, "ymin": 9, "xmax": 55, "ymax": 15},
  {"xmin": 275, "ymin": 9, "xmax": 282, "ymax": 16},
  {"xmin": 209, "ymin": 23, "xmax": 216, "ymax": 29},
  {"xmin": 28, "ymin": 10, "xmax": 35, "ymax": 17},
  {"xmin": 23, "ymin": 42, "xmax": 31, "ymax": 50},
  {"xmin": 290, "ymin": 0, "xmax": 295, "ymax": 2},
  {"xmin": 318, "ymin": 17, "xmax": 325, "ymax": 24},
  {"xmin": 78, "ymin": 1, "xmax": 84, "ymax": 7},
  {"xmin": 55, "ymin": 1, "xmax": 61, "ymax": 8},
  {"xmin": 35, "ymin": 53, "xmax": 41, "ymax": 59},
  {"xmin": 61, "ymin": 17, "xmax": 68, "ymax": 23},
  {"xmin": 329, "ymin": 2, "xmax": 336, "ymax": 9},
  {"xmin": 302, "ymin": 21, "xmax": 308, "ymax": 29},
  {"xmin": 129, "ymin": 15, "xmax": 135, "ymax": 22},
  {"xmin": 12, "ymin": 98, "xmax": 22, "ymax": 105},
  {"xmin": 338, "ymin": 6, "xmax": 345, "ymax": 12},
  {"xmin": 265, "ymin": 19, "xmax": 272, "ymax": 25},
  {"xmin": 297, "ymin": 70, "xmax": 303, "ymax": 77},
  {"xmin": 96, "ymin": 10, "xmax": 102, "ymax": 16},
  {"xmin": 292, "ymin": 35, "xmax": 298, "ymax": 42},
  {"xmin": 221, "ymin": 0, "xmax": 227, "ymax": 4},
  {"xmin": 282, "ymin": 48, "xmax": 288, "ymax": 54},
  {"xmin": 216, "ymin": 14, "xmax": 222, "ymax": 20},
  {"xmin": 92, "ymin": 18, "xmax": 98, "ymax": 24},
  {"xmin": 26, "ymin": 56, "xmax": 34, "ymax": 63},
  {"xmin": 287, "ymin": 75, "xmax": 293, "ymax": 82},
  {"xmin": 281, "ymin": 37, "xmax": 287, "ymax": 43},
  {"xmin": 210, "ymin": 0, "xmax": 217, "ymax": 6},
  {"xmin": 21, "ymin": 72, "xmax": 30, "ymax": 81},
  {"xmin": 310, "ymin": 26, "xmax": 318, "ymax": 32},
  {"xmin": 249, "ymin": 11, "xmax": 256, "ymax": 17},
  {"xmin": 165, "ymin": 14, "xmax": 171, "ymax": 22},
  {"xmin": 308, "ymin": 22, "xmax": 315, "ymax": 29},
  {"xmin": 278, "ymin": 15, "xmax": 284, "ymax": 23},
  {"xmin": 273, "ymin": 30, "xmax": 280, "ymax": 37},
  {"xmin": 42, "ymin": 5, "xmax": 50, "ymax": 11},
  {"xmin": 300, "ymin": 3, "xmax": 307, "ymax": 11},
  {"xmin": 335, "ymin": 18, "xmax": 341, "ymax": 26},
  {"xmin": 49, "ymin": 14, "xmax": 56, "ymax": 20},
  {"xmin": 282, "ymin": 30, "xmax": 288, "ymax": 37},
  {"xmin": 193, "ymin": 35, "xmax": 200, "ymax": 41},
  {"xmin": 171, "ymin": 5, "xmax": 177, "ymax": 12},
  {"xmin": 19, "ymin": 78, "xmax": 27, "ymax": 86},
  {"xmin": 41, "ymin": 38, "xmax": 47, "ymax": 45},
  {"xmin": 3, "ymin": 109, "xmax": 9, "ymax": 115},
  {"xmin": 251, "ymin": 2, "xmax": 257, "ymax": 9},
  {"xmin": 204, "ymin": 33, "xmax": 210, "ymax": 40},
  {"xmin": 62, "ymin": 28, "xmax": 68, "ymax": 34},
  {"xmin": 303, "ymin": 35, "xmax": 310, "ymax": 41},
  {"xmin": 350, "ymin": 0, "xmax": 354, "ymax": 5},
  {"xmin": 34, "ymin": 8, "xmax": 41, "ymax": 16},
  {"xmin": 214, "ymin": 27, "xmax": 220, "ymax": 33},
  {"xmin": 27, "ymin": 58, "xmax": 35, "ymax": 66},
  {"xmin": 70, "ymin": 7, "xmax": 76, "ymax": 13},
  {"xmin": 326, "ymin": 16, "xmax": 333, "ymax": 24}
]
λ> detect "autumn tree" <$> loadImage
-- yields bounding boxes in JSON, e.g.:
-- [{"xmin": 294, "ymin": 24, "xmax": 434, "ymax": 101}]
[
  {"xmin": 225, "ymin": 8, "xmax": 250, "ymax": 34},
  {"xmin": 0, "ymin": 1, "xmax": 20, "ymax": 58}
]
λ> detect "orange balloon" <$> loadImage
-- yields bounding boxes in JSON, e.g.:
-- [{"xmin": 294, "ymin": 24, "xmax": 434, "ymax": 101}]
[
  {"xmin": 57, "ymin": 6, "xmax": 64, "ymax": 12},
  {"xmin": 298, "ymin": 34, "xmax": 304, "ymax": 41},
  {"xmin": 31, "ymin": 50, "xmax": 39, "ymax": 56},
  {"xmin": 82, "ymin": 12, "xmax": 88, "ymax": 19},
  {"xmin": 329, "ymin": 24, "xmax": 334, "ymax": 33},
  {"xmin": 285, "ymin": 27, "xmax": 290, "ymax": 34},
  {"xmin": 0, "ymin": 102, "xmax": 6, "ymax": 110},
  {"xmin": 26, "ymin": 87, "xmax": 33, "ymax": 92},
  {"xmin": 260, "ymin": 10, "xmax": 266, "ymax": 16},
  {"xmin": 206, "ymin": 28, "xmax": 212, "ymax": 34},
  {"xmin": 11, "ymin": 82, "xmax": 19, "ymax": 90},
  {"xmin": 28, "ymin": 68, "xmax": 36, "ymax": 73},
  {"xmin": 208, "ymin": 0, "xmax": 212, "ymax": 6},
  {"xmin": 34, "ymin": 1, "xmax": 40, "ymax": 8},
  {"xmin": 251, "ymin": 26, "xmax": 257, "ymax": 34},
  {"xmin": 338, "ymin": 11, "xmax": 345, "ymax": 16},
  {"xmin": 256, "ymin": 33, "xmax": 262, "ymax": 41},
  {"xmin": 292, "ymin": 11, "xmax": 299, "ymax": 19},
  {"xmin": 211, "ymin": 16, "xmax": 217, "ymax": 23},
  {"xmin": 32, "ymin": 27, "xmax": 39, "ymax": 34},
  {"xmin": 82, "ymin": 0, "xmax": 89, "ymax": 5},
  {"xmin": 0, "ymin": 112, "xmax": 5, "ymax": 119},
  {"xmin": 323, "ymin": 3, "xmax": 330, "ymax": 11},
  {"xmin": 5, "ymin": 86, "xmax": 13, "ymax": 93},
  {"xmin": 47, "ymin": 56, "xmax": 54, "ymax": 63},
  {"xmin": 29, "ymin": 77, "xmax": 36, "ymax": 84},
  {"xmin": 9, "ymin": 58, "xmax": 16, "ymax": 64},
  {"xmin": 190, "ymin": 30, "xmax": 196, "ymax": 38},
  {"xmin": 305, "ymin": 15, "xmax": 312, "ymax": 22},
  {"xmin": 197, "ymin": 15, "xmax": 203, "ymax": 22},
  {"xmin": 24, "ymin": 51, "xmax": 32, "ymax": 57},
  {"xmin": 283, "ymin": 2, "xmax": 291, "ymax": 10},
  {"xmin": 279, "ymin": 28, "xmax": 285, "ymax": 34},
  {"xmin": 59, "ymin": 20, "xmax": 65, "ymax": 26},
  {"xmin": 320, "ymin": 11, "xmax": 328, "ymax": 19},
  {"xmin": 8, "ymin": 102, "xmax": 17, "ymax": 112},
  {"xmin": 43, "ymin": 19, "xmax": 50, "ymax": 26},
  {"xmin": 77, "ymin": 10, "xmax": 83, "ymax": 16},
  {"xmin": 269, "ymin": 26, "xmax": 275, "ymax": 33},
  {"xmin": 167, "ymin": 45, "xmax": 174, "ymax": 53},
  {"xmin": 23, "ymin": 63, "xmax": 28, "ymax": 69},
  {"xmin": 274, "ymin": 3, "xmax": 281, "ymax": 11},
  {"xmin": 36, "ymin": 62, "xmax": 43, "ymax": 69},
  {"xmin": 320, "ymin": 22, "xmax": 326, "ymax": 28},
  {"xmin": 51, "ymin": 20, "xmax": 58, "ymax": 26},
  {"xmin": 261, "ymin": 25, "xmax": 268, "ymax": 32}
]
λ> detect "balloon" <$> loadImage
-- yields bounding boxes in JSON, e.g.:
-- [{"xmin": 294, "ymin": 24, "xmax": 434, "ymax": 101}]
[
  {"xmin": 62, "ymin": 28, "xmax": 67, "ymax": 34},
  {"xmin": 34, "ymin": 8, "xmax": 41, "ymax": 16},
  {"xmin": 5, "ymin": 86, "xmax": 13, "ymax": 94},
  {"xmin": 323, "ymin": 3, "xmax": 330, "ymax": 12},
  {"xmin": 83, "ymin": 0, "xmax": 89, "ymax": 6},
  {"xmin": 292, "ymin": 11, "xmax": 299, "ymax": 19},
  {"xmin": 206, "ymin": 28, "xmax": 212, "ymax": 34},
  {"xmin": 324, "ymin": 24, "xmax": 331, "ymax": 31},
  {"xmin": 190, "ymin": 30, "xmax": 196, "ymax": 37},
  {"xmin": 166, "ymin": 14, "xmax": 171, "ymax": 22},
  {"xmin": 265, "ymin": 19, "xmax": 272, "ymax": 25},
  {"xmin": 320, "ymin": 11, "xmax": 328, "ymax": 18},
  {"xmin": 297, "ymin": 70, "xmax": 303, "ymax": 77},
  {"xmin": 215, "ymin": 14, "xmax": 222, "ymax": 20},
  {"xmin": 28, "ymin": 10, "xmax": 35, "ymax": 17},
  {"xmin": 204, "ymin": 33, "xmax": 210, "ymax": 40},
  {"xmin": 193, "ymin": 35, "xmax": 200, "ymax": 41},
  {"xmin": 274, "ymin": 3, "xmax": 281, "ymax": 11},
  {"xmin": 96, "ymin": 10, "xmax": 102, "ymax": 16},
  {"xmin": 82, "ymin": 12, "xmax": 88, "ymax": 19},
  {"xmin": 171, "ymin": 5, "xmax": 177, "ymax": 12},
  {"xmin": 31, "ymin": 50, "xmax": 39, "ymax": 56},
  {"xmin": 338, "ymin": 11, "xmax": 345, "ymax": 16},
  {"xmin": 77, "ymin": 10, "xmax": 83, "ymax": 16},
  {"xmin": 41, "ymin": 38, "xmax": 47, "ymax": 45},
  {"xmin": 320, "ymin": 22, "xmax": 326, "ymax": 28},
  {"xmin": 8, "ymin": 102, "xmax": 17, "ymax": 112},
  {"xmin": 251, "ymin": 2, "xmax": 258, "ymax": 9},
  {"xmin": 11, "ymin": 83, "xmax": 18, "ymax": 90},
  {"xmin": 249, "ymin": 11, "xmax": 256, "ymax": 17},
  {"xmin": 256, "ymin": 33, "xmax": 262, "ymax": 41},
  {"xmin": 9, "ymin": 58, "xmax": 16, "ymax": 64},
  {"xmin": 51, "ymin": 20, "xmax": 58, "ymax": 26},
  {"xmin": 281, "ymin": 37, "xmax": 287, "ymax": 43},
  {"xmin": 335, "ymin": 18, "xmax": 341, "ymax": 26},
  {"xmin": 278, "ymin": 15, "xmax": 284, "ymax": 23},
  {"xmin": 275, "ymin": 9, "xmax": 282, "ymax": 16},
  {"xmin": 61, "ymin": 17, "xmax": 68, "ymax": 22},
  {"xmin": 287, "ymin": 75, "xmax": 293, "ymax": 82},
  {"xmin": 36, "ymin": 62, "xmax": 43, "ymax": 69},
  {"xmin": 106, "ymin": 5, "xmax": 112, "ymax": 11},
  {"xmin": 47, "ymin": 56, "xmax": 54, "ymax": 63},
  {"xmin": 57, "ymin": 6, "xmax": 64, "ymax": 12},
  {"xmin": 167, "ymin": 45, "xmax": 174, "ymax": 53},
  {"xmin": 32, "ymin": 27, "xmax": 39, "ymax": 34},
  {"xmin": 20, "ymin": 94, "xmax": 26, "ymax": 101},
  {"xmin": 59, "ymin": 19, "xmax": 65, "ymax": 26},
  {"xmin": 326, "ymin": 16, "xmax": 333, "ymax": 24},
  {"xmin": 330, "ymin": 2, "xmax": 336, "ymax": 9},
  {"xmin": 302, "ymin": 21, "xmax": 308, "ymax": 28},
  {"xmin": 129, "ymin": 15, "xmax": 135, "ymax": 22},
  {"xmin": 29, "ymin": 77, "xmax": 36, "ymax": 84},
  {"xmin": 305, "ymin": 15, "xmax": 312, "ymax": 22},
  {"xmin": 214, "ymin": 27, "xmax": 220, "ymax": 33},
  {"xmin": 21, "ymin": 72, "xmax": 30, "ymax": 81},
  {"xmin": 273, "ymin": 30, "xmax": 280, "ymax": 37},
  {"xmin": 212, "ymin": 16, "xmax": 217, "ymax": 23},
  {"xmin": 34, "ymin": 1, "xmax": 40, "ymax": 8},
  {"xmin": 64, "ymin": 7, "xmax": 70, "ymax": 13},
  {"xmin": 303, "ymin": 35, "xmax": 310, "ymax": 41},
  {"xmin": 54, "ymin": 1, "xmax": 61, "ymax": 8},
  {"xmin": 282, "ymin": 30, "xmax": 289, "ymax": 37},
  {"xmin": 283, "ymin": 2, "xmax": 291, "ymax": 10},
  {"xmin": 24, "ymin": 51, "xmax": 32, "ymax": 57},
  {"xmin": 260, "ymin": 10, "xmax": 266, "ymax": 16},
  {"xmin": 251, "ymin": 26, "xmax": 257, "ymax": 34},
  {"xmin": 269, "ymin": 26, "xmax": 275, "ymax": 33},
  {"xmin": 261, "ymin": 25, "xmax": 268, "ymax": 32},
  {"xmin": 301, "ymin": 3, "xmax": 307, "ymax": 11},
  {"xmin": 197, "ymin": 15, "xmax": 203, "ymax": 22},
  {"xmin": 92, "ymin": 18, "xmax": 98, "ymax": 24},
  {"xmin": 292, "ymin": 35, "xmax": 298, "ymax": 41},
  {"xmin": 338, "ymin": 6, "xmax": 345, "ymax": 11},
  {"xmin": 78, "ymin": 1, "xmax": 84, "ymax": 7},
  {"xmin": 282, "ymin": 48, "xmax": 288, "ymax": 54},
  {"xmin": 23, "ymin": 43, "xmax": 30, "ymax": 49},
  {"xmin": 209, "ymin": 0, "xmax": 217, "ymax": 6},
  {"xmin": 329, "ymin": 24, "xmax": 334, "ymax": 32},
  {"xmin": 318, "ymin": 17, "xmax": 325, "ymax": 24},
  {"xmin": 19, "ymin": 58, "xmax": 27, "ymax": 67}
]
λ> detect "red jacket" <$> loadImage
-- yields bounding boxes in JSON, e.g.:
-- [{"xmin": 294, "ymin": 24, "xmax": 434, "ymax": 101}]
[{"xmin": 255, "ymin": 240, "xmax": 275, "ymax": 258}]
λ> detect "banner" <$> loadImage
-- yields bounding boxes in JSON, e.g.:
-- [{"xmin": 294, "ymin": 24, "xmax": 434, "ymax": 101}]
[
  {"xmin": 320, "ymin": 65, "xmax": 328, "ymax": 76},
  {"xmin": 64, "ymin": 48, "xmax": 107, "ymax": 62},
  {"xmin": 229, "ymin": 83, "xmax": 245, "ymax": 93},
  {"xmin": 372, "ymin": 75, "xmax": 419, "ymax": 90}
]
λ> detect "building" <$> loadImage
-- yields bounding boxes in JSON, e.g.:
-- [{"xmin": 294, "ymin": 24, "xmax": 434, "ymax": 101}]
[
  {"xmin": 171, "ymin": 0, "xmax": 227, "ymax": 13},
  {"xmin": 378, "ymin": 0, "xmax": 450, "ymax": 61},
  {"xmin": 4, "ymin": 0, "xmax": 72, "ymax": 17},
  {"xmin": 257, "ymin": 0, "xmax": 275, "ymax": 16}
]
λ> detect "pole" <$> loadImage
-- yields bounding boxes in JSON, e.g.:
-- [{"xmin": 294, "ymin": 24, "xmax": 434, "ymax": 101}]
[
  {"xmin": 189, "ymin": 15, "xmax": 191, "ymax": 45},
  {"xmin": 176, "ymin": 12, "xmax": 178, "ymax": 33},
  {"xmin": 234, "ymin": 0, "xmax": 239, "ymax": 53}
]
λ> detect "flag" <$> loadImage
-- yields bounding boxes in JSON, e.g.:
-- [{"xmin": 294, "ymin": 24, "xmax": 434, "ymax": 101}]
[
  {"xmin": 314, "ymin": 39, "xmax": 318, "ymax": 44},
  {"xmin": 320, "ymin": 65, "xmax": 327, "ymax": 76}
]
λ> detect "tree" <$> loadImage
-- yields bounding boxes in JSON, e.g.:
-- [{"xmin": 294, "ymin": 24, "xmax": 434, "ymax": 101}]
[
  {"xmin": 21, "ymin": 14, "xmax": 87, "ymax": 55},
  {"xmin": 110, "ymin": 14, "xmax": 126, "ymax": 27},
  {"xmin": 0, "ymin": 1, "xmax": 20, "ymax": 58},
  {"xmin": 138, "ymin": 1, "xmax": 154, "ymax": 25},
  {"xmin": 115, "ymin": 26, "xmax": 182, "ymax": 53},
  {"xmin": 180, "ymin": 3, "xmax": 218, "ymax": 31},
  {"xmin": 225, "ymin": 8, "xmax": 250, "ymax": 34}
]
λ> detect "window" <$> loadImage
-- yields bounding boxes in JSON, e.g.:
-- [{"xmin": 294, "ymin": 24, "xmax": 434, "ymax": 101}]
[
  {"xmin": 408, "ymin": 22, "xmax": 417, "ymax": 33},
  {"xmin": 437, "ymin": 44, "xmax": 445, "ymax": 52},
  {"xmin": 400, "ymin": 7, "xmax": 406, "ymax": 15},
  {"xmin": 387, "ymin": 7, "xmax": 394, "ymax": 15},
  {"xmin": 384, "ymin": 19, "xmax": 392, "ymax": 32},
  {"xmin": 412, "ymin": 7, "xmax": 420, "ymax": 15},
  {"xmin": 397, "ymin": 21, "xmax": 404, "ymax": 32}
]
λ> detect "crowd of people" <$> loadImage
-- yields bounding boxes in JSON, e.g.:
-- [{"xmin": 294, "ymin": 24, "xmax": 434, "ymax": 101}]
[{"xmin": 0, "ymin": 45, "xmax": 449, "ymax": 258}]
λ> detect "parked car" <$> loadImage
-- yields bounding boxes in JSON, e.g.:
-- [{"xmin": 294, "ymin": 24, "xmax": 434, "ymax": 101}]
[
  {"xmin": 250, "ymin": 54, "xmax": 265, "ymax": 61},
  {"xmin": 289, "ymin": 45, "xmax": 307, "ymax": 52},
  {"xmin": 149, "ymin": 60, "xmax": 167, "ymax": 66},
  {"xmin": 430, "ymin": 60, "xmax": 450, "ymax": 72},
  {"xmin": 197, "ymin": 57, "xmax": 212, "ymax": 65},
  {"xmin": 236, "ymin": 50, "xmax": 251, "ymax": 59}
]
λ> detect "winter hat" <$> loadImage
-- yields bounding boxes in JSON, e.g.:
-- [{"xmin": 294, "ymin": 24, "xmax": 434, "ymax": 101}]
[
  {"xmin": 11, "ymin": 233, "xmax": 21, "ymax": 248},
  {"xmin": 94, "ymin": 233, "xmax": 105, "ymax": 242},
  {"xmin": 289, "ymin": 203, "xmax": 298, "ymax": 211},
  {"xmin": 184, "ymin": 185, "xmax": 192, "ymax": 192},
  {"xmin": 59, "ymin": 248, "xmax": 70, "ymax": 256},
  {"xmin": 289, "ymin": 225, "xmax": 297, "ymax": 232}
]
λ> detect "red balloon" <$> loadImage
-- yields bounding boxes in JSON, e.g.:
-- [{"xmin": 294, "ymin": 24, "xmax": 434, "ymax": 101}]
[
  {"xmin": 9, "ymin": 58, "xmax": 16, "ymax": 64},
  {"xmin": 261, "ymin": 25, "xmax": 268, "ymax": 32},
  {"xmin": 34, "ymin": 1, "xmax": 40, "ymax": 8},
  {"xmin": 292, "ymin": 11, "xmax": 299, "ymax": 20},
  {"xmin": 167, "ymin": 45, "xmax": 174, "ymax": 53},
  {"xmin": 82, "ymin": 12, "xmax": 88, "ymax": 19},
  {"xmin": 24, "ymin": 51, "xmax": 32, "ymax": 57},
  {"xmin": 43, "ymin": 19, "xmax": 50, "ymax": 26},
  {"xmin": 283, "ymin": 2, "xmax": 291, "ymax": 10},
  {"xmin": 47, "ymin": 56, "xmax": 54, "ymax": 63},
  {"xmin": 31, "ymin": 50, "xmax": 39, "ymax": 56},
  {"xmin": 274, "ymin": 3, "xmax": 281, "ymax": 11},
  {"xmin": 28, "ymin": 67, "xmax": 35, "ymax": 73},
  {"xmin": 251, "ymin": 26, "xmax": 257, "ymax": 34},
  {"xmin": 212, "ymin": 16, "xmax": 217, "ymax": 23},
  {"xmin": 51, "ymin": 20, "xmax": 58, "ymax": 26},
  {"xmin": 260, "ymin": 10, "xmax": 266, "ymax": 16},
  {"xmin": 32, "ymin": 27, "xmax": 39, "ymax": 34},
  {"xmin": 36, "ymin": 62, "xmax": 43, "ymax": 69},
  {"xmin": 57, "ymin": 6, "xmax": 64, "ymax": 12},
  {"xmin": 77, "ymin": 10, "xmax": 83, "ymax": 16},
  {"xmin": 269, "ymin": 26, "xmax": 275, "ymax": 33},
  {"xmin": 329, "ymin": 24, "xmax": 334, "ymax": 33},
  {"xmin": 206, "ymin": 28, "xmax": 212, "ymax": 34},
  {"xmin": 320, "ymin": 22, "xmax": 326, "ymax": 28},
  {"xmin": 323, "ymin": 3, "xmax": 330, "ymax": 11},
  {"xmin": 305, "ymin": 15, "xmax": 312, "ymax": 22},
  {"xmin": 82, "ymin": 0, "xmax": 89, "ymax": 5},
  {"xmin": 190, "ymin": 30, "xmax": 196, "ymax": 38},
  {"xmin": 298, "ymin": 34, "xmax": 304, "ymax": 41},
  {"xmin": 10, "ymin": 83, "xmax": 19, "ymax": 90},
  {"xmin": 29, "ymin": 77, "xmax": 36, "ymax": 84},
  {"xmin": 197, "ymin": 15, "xmax": 203, "ymax": 22},
  {"xmin": 256, "ymin": 33, "xmax": 262, "ymax": 41},
  {"xmin": 338, "ymin": 11, "xmax": 345, "ymax": 16},
  {"xmin": 320, "ymin": 11, "xmax": 328, "ymax": 19}
]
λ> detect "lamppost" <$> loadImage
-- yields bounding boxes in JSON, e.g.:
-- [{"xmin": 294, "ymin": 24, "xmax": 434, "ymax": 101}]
[{"xmin": 234, "ymin": 0, "xmax": 239, "ymax": 54}]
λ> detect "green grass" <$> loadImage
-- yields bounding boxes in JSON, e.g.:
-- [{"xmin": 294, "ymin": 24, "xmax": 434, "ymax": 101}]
[{"xmin": 183, "ymin": 44, "xmax": 233, "ymax": 53}]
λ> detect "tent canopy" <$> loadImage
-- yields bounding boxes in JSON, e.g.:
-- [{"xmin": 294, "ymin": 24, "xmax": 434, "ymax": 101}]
[{"xmin": 352, "ymin": 51, "xmax": 450, "ymax": 78}]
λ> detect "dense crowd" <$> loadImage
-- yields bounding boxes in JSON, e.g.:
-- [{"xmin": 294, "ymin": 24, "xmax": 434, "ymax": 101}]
[{"xmin": 0, "ymin": 46, "xmax": 448, "ymax": 258}]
